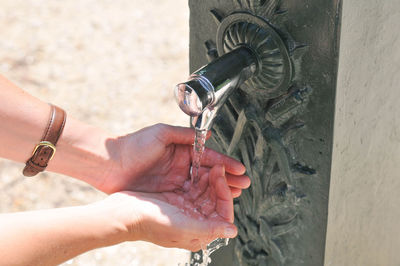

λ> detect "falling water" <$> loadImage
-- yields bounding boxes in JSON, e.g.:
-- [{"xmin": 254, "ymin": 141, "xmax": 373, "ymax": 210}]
[
  {"xmin": 191, "ymin": 128, "xmax": 208, "ymax": 184},
  {"xmin": 190, "ymin": 238, "xmax": 230, "ymax": 266},
  {"xmin": 190, "ymin": 128, "xmax": 230, "ymax": 266}
]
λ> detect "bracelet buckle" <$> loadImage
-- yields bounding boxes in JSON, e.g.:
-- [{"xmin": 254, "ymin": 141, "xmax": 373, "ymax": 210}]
[{"xmin": 32, "ymin": 141, "xmax": 57, "ymax": 161}]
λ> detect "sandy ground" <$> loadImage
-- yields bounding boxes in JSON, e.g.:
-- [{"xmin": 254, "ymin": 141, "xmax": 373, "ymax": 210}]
[{"xmin": 0, "ymin": 0, "xmax": 191, "ymax": 265}]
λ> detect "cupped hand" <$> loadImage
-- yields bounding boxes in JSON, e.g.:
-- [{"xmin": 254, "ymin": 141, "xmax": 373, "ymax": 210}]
[
  {"xmin": 104, "ymin": 165, "xmax": 238, "ymax": 251},
  {"xmin": 100, "ymin": 124, "xmax": 250, "ymax": 195}
]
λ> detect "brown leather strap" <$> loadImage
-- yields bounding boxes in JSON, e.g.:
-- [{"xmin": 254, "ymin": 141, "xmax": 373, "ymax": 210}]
[{"xmin": 23, "ymin": 105, "xmax": 66, "ymax": 177}]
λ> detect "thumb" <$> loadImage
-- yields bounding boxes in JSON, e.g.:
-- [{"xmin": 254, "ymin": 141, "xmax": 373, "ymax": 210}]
[
  {"xmin": 158, "ymin": 124, "xmax": 195, "ymax": 145},
  {"xmin": 158, "ymin": 124, "xmax": 212, "ymax": 145},
  {"xmin": 187, "ymin": 218, "xmax": 238, "ymax": 242}
]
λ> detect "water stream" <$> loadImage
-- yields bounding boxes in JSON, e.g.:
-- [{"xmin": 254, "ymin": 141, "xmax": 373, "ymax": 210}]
[
  {"xmin": 190, "ymin": 238, "xmax": 230, "ymax": 265},
  {"xmin": 191, "ymin": 128, "xmax": 207, "ymax": 183},
  {"xmin": 190, "ymin": 127, "xmax": 230, "ymax": 266}
]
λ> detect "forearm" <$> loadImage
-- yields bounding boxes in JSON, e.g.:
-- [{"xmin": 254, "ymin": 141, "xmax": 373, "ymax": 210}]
[
  {"xmin": 0, "ymin": 74, "xmax": 117, "ymax": 189},
  {"xmin": 0, "ymin": 75, "xmax": 50, "ymax": 161},
  {"xmin": 47, "ymin": 117, "xmax": 117, "ymax": 190},
  {"xmin": 0, "ymin": 204, "xmax": 127, "ymax": 266}
]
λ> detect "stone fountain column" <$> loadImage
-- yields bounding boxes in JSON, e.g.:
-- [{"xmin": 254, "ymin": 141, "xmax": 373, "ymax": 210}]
[
  {"xmin": 189, "ymin": 0, "xmax": 341, "ymax": 265},
  {"xmin": 188, "ymin": 0, "xmax": 399, "ymax": 265},
  {"xmin": 325, "ymin": 1, "xmax": 400, "ymax": 265}
]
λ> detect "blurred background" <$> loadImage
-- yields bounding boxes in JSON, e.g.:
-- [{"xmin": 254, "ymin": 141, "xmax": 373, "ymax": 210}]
[{"xmin": 0, "ymin": 0, "xmax": 191, "ymax": 265}]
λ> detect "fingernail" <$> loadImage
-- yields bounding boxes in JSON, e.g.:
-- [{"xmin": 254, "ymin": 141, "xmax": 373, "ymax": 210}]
[{"xmin": 224, "ymin": 226, "xmax": 236, "ymax": 238}]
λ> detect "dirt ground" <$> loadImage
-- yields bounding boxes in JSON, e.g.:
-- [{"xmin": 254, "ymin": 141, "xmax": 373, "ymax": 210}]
[{"xmin": 0, "ymin": 0, "xmax": 191, "ymax": 265}]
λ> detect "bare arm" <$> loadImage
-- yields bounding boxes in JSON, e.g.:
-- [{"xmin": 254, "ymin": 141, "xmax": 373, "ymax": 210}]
[
  {"xmin": 0, "ymin": 74, "xmax": 250, "ymax": 194},
  {"xmin": 0, "ymin": 74, "xmax": 117, "ymax": 188},
  {"xmin": 0, "ymin": 203, "xmax": 127, "ymax": 266},
  {"xmin": 0, "ymin": 166, "xmax": 237, "ymax": 266}
]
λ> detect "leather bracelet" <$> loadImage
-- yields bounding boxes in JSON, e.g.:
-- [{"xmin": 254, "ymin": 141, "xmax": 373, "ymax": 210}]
[{"xmin": 23, "ymin": 104, "xmax": 66, "ymax": 177}]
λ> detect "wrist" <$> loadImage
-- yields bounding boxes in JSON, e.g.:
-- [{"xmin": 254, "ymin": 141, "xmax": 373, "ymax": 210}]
[
  {"xmin": 96, "ymin": 192, "xmax": 146, "ymax": 243},
  {"xmin": 46, "ymin": 116, "xmax": 118, "ymax": 190},
  {"xmin": 84, "ymin": 200, "xmax": 132, "ymax": 246}
]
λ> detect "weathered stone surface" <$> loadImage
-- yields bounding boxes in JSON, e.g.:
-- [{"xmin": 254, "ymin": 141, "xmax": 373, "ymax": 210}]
[
  {"xmin": 189, "ymin": 0, "xmax": 341, "ymax": 265},
  {"xmin": 325, "ymin": 1, "xmax": 400, "ymax": 265}
]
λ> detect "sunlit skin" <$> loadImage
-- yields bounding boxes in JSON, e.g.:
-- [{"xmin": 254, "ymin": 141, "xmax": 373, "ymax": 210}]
[
  {"xmin": 105, "ymin": 165, "xmax": 238, "ymax": 251},
  {"xmin": 0, "ymin": 74, "xmax": 252, "ymax": 265},
  {"xmin": 100, "ymin": 124, "xmax": 251, "ymax": 196},
  {"xmin": 156, "ymin": 164, "xmax": 234, "ymax": 223},
  {"xmin": 0, "ymin": 74, "xmax": 251, "ymax": 197}
]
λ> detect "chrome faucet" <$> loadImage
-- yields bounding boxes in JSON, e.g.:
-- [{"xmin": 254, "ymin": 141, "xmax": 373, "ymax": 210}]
[{"xmin": 174, "ymin": 47, "xmax": 257, "ymax": 131}]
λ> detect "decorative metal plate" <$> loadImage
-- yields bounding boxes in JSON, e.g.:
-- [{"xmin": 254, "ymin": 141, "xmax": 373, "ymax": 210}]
[{"xmin": 216, "ymin": 12, "xmax": 292, "ymax": 98}]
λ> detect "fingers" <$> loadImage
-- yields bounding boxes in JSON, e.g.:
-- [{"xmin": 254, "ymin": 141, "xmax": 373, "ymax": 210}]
[
  {"xmin": 226, "ymin": 174, "xmax": 251, "ymax": 189},
  {"xmin": 155, "ymin": 123, "xmax": 246, "ymax": 175},
  {"xmin": 200, "ymin": 148, "xmax": 246, "ymax": 175},
  {"xmin": 230, "ymin": 187, "xmax": 242, "ymax": 198},
  {"xmin": 185, "ymin": 219, "xmax": 238, "ymax": 251},
  {"xmin": 156, "ymin": 124, "xmax": 196, "ymax": 145},
  {"xmin": 156, "ymin": 123, "xmax": 246, "ymax": 177},
  {"xmin": 209, "ymin": 165, "xmax": 234, "ymax": 223},
  {"xmin": 197, "ymin": 167, "xmax": 250, "ymax": 197},
  {"xmin": 209, "ymin": 166, "xmax": 231, "ymax": 201},
  {"xmin": 157, "ymin": 124, "xmax": 212, "ymax": 145},
  {"xmin": 215, "ymin": 176, "xmax": 234, "ymax": 223}
]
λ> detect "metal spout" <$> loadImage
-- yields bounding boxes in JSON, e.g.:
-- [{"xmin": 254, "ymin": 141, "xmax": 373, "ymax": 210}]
[{"xmin": 175, "ymin": 46, "xmax": 257, "ymax": 130}]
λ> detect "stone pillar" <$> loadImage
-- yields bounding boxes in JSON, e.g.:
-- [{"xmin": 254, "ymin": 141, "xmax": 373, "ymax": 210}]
[
  {"xmin": 325, "ymin": 1, "xmax": 400, "ymax": 265},
  {"xmin": 189, "ymin": 0, "xmax": 341, "ymax": 265}
]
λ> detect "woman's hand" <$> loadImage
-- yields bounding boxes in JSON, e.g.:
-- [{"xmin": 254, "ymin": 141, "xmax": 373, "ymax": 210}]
[
  {"xmin": 99, "ymin": 124, "xmax": 251, "ymax": 195},
  {"xmin": 0, "ymin": 164, "xmax": 238, "ymax": 266},
  {"xmin": 0, "ymin": 76, "xmax": 250, "ymax": 196},
  {"xmin": 103, "ymin": 164, "xmax": 238, "ymax": 251}
]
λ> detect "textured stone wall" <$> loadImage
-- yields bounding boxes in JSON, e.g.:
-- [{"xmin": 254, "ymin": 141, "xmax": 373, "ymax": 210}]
[
  {"xmin": 325, "ymin": 1, "xmax": 400, "ymax": 265},
  {"xmin": 189, "ymin": 0, "xmax": 342, "ymax": 265}
]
